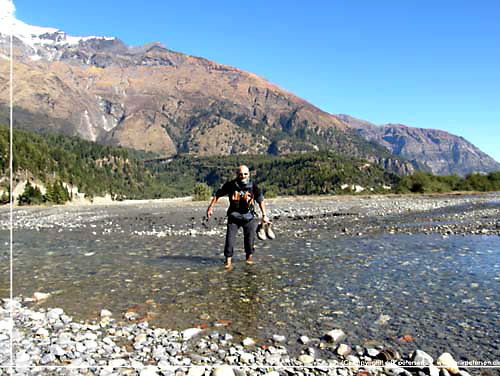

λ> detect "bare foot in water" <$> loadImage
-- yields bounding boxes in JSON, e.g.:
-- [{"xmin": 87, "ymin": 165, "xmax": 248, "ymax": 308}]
[{"xmin": 246, "ymin": 254, "xmax": 253, "ymax": 265}]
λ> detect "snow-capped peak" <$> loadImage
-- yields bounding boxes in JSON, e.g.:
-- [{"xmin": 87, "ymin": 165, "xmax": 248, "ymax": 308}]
[{"xmin": 0, "ymin": 0, "xmax": 115, "ymax": 50}]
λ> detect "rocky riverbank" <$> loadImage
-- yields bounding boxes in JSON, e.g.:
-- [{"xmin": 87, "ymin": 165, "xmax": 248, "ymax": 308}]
[
  {"xmin": 0, "ymin": 297, "xmax": 482, "ymax": 376},
  {"xmin": 1, "ymin": 192, "xmax": 499, "ymax": 375},
  {"xmin": 269, "ymin": 193, "xmax": 500, "ymax": 240},
  {"xmin": 1, "ymin": 192, "xmax": 499, "ymax": 238}
]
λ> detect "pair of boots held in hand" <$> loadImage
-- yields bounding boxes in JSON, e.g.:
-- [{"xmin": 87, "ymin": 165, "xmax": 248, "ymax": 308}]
[{"xmin": 257, "ymin": 221, "xmax": 275, "ymax": 240}]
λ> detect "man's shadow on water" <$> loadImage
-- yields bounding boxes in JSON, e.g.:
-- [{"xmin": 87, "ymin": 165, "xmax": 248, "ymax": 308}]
[{"xmin": 157, "ymin": 254, "xmax": 221, "ymax": 266}]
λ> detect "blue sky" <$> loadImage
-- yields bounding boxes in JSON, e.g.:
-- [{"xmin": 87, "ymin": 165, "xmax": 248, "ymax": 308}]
[{"xmin": 12, "ymin": 0, "xmax": 500, "ymax": 163}]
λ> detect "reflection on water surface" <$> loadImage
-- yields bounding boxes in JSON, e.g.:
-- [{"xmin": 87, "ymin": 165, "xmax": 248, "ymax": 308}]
[{"xmin": 1, "ymin": 215, "xmax": 499, "ymax": 360}]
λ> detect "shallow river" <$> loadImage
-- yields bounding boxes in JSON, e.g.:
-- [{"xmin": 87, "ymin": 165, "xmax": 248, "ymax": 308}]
[{"xmin": 0, "ymin": 203, "xmax": 499, "ymax": 362}]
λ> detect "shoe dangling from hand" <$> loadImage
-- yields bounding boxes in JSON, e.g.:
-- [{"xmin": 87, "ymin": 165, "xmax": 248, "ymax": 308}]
[
  {"xmin": 264, "ymin": 222, "xmax": 275, "ymax": 240},
  {"xmin": 256, "ymin": 223, "xmax": 267, "ymax": 240}
]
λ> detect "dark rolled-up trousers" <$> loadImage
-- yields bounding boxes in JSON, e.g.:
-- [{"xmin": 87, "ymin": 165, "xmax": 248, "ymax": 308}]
[{"xmin": 223, "ymin": 217, "xmax": 257, "ymax": 258}]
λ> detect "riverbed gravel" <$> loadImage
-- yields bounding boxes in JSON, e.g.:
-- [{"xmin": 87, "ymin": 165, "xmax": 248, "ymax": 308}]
[
  {"xmin": 1, "ymin": 193, "xmax": 499, "ymax": 238},
  {"xmin": 0, "ymin": 297, "xmax": 480, "ymax": 376},
  {"xmin": 0, "ymin": 192, "xmax": 499, "ymax": 375}
]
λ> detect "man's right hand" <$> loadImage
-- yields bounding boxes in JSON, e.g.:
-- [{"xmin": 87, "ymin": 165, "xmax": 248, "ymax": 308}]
[{"xmin": 207, "ymin": 206, "xmax": 213, "ymax": 219}]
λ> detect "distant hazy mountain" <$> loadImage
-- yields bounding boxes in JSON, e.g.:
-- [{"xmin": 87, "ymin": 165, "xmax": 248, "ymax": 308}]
[
  {"xmin": 1, "ymin": 5, "xmax": 498, "ymax": 176},
  {"xmin": 337, "ymin": 115, "xmax": 500, "ymax": 176}
]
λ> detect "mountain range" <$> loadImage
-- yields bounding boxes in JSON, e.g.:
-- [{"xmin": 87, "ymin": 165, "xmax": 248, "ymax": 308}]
[{"xmin": 0, "ymin": 7, "xmax": 498, "ymax": 176}]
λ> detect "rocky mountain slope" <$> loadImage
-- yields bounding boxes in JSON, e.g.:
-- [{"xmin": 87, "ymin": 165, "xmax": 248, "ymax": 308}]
[
  {"xmin": 0, "ymin": 35, "xmax": 363, "ymax": 154},
  {"xmin": 338, "ymin": 115, "xmax": 500, "ymax": 176},
  {"xmin": 0, "ymin": 7, "xmax": 498, "ymax": 176}
]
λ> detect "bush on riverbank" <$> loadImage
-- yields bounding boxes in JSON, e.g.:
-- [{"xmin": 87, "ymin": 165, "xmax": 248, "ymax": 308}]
[
  {"xmin": 17, "ymin": 182, "xmax": 44, "ymax": 205},
  {"xmin": 192, "ymin": 183, "xmax": 212, "ymax": 201},
  {"xmin": 395, "ymin": 171, "xmax": 500, "ymax": 193},
  {"xmin": 16, "ymin": 180, "xmax": 72, "ymax": 206}
]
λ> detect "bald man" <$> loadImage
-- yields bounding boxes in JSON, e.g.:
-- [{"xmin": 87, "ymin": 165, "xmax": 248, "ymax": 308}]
[{"xmin": 207, "ymin": 165, "xmax": 269, "ymax": 269}]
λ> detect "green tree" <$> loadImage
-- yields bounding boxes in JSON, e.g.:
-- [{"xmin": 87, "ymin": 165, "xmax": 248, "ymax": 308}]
[
  {"xmin": 396, "ymin": 172, "xmax": 433, "ymax": 193},
  {"xmin": 45, "ymin": 181, "xmax": 71, "ymax": 204},
  {"xmin": 17, "ymin": 182, "xmax": 44, "ymax": 206},
  {"xmin": 193, "ymin": 182, "xmax": 212, "ymax": 201},
  {"xmin": 0, "ymin": 187, "xmax": 10, "ymax": 205}
]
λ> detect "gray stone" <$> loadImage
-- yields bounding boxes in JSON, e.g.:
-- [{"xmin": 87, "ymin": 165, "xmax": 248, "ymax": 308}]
[
  {"xmin": 60, "ymin": 314, "xmax": 72, "ymax": 323},
  {"xmin": 15, "ymin": 351, "xmax": 30, "ymax": 364},
  {"xmin": 412, "ymin": 349, "xmax": 434, "ymax": 367},
  {"xmin": 224, "ymin": 356, "xmax": 238, "ymax": 364},
  {"xmin": 337, "ymin": 343, "xmax": 351, "ymax": 356},
  {"xmin": 49, "ymin": 344, "xmax": 66, "ymax": 357},
  {"xmin": 366, "ymin": 347, "xmax": 380, "ymax": 357},
  {"xmin": 52, "ymin": 320, "xmax": 65, "ymax": 331},
  {"xmin": 182, "ymin": 328, "xmax": 202, "ymax": 341},
  {"xmin": 140, "ymin": 366, "xmax": 160, "ymax": 376},
  {"xmin": 197, "ymin": 340, "xmax": 207, "ymax": 350},
  {"xmin": 84, "ymin": 331, "xmax": 99, "ymax": 341},
  {"xmin": 131, "ymin": 360, "xmax": 145, "ymax": 368},
  {"xmin": 436, "ymin": 352, "xmax": 459, "ymax": 374},
  {"xmin": 28, "ymin": 311, "xmax": 45, "ymax": 321},
  {"xmin": 272, "ymin": 334, "xmax": 286, "ymax": 343},
  {"xmin": 233, "ymin": 368, "xmax": 246, "ymax": 376},
  {"xmin": 429, "ymin": 365, "xmax": 440, "ymax": 376},
  {"xmin": 47, "ymin": 308, "xmax": 64, "ymax": 320},
  {"xmin": 187, "ymin": 366, "xmax": 206, "ymax": 376},
  {"xmin": 384, "ymin": 363, "xmax": 412, "ymax": 376},
  {"xmin": 299, "ymin": 335, "xmax": 310, "ymax": 344},
  {"xmin": 239, "ymin": 352, "xmax": 255, "ymax": 364},
  {"xmin": 324, "ymin": 329, "xmax": 346, "ymax": 343},
  {"xmin": 109, "ymin": 358, "xmax": 128, "ymax": 368},
  {"xmin": 83, "ymin": 339, "xmax": 98, "ymax": 350},
  {"xmin": 99, "ymin": 366, "xmax": 115, "ymax": 376},
  {"xmin": 265, "ymin": 353, "xmax": 282, "ymax": 365},
  {"xmin": 298, "ymin": 354, "xmax": 314, "ymax": 364},
  {"xmin": 337, "ymin": 368, "xmax": 349, "ymax": 376},
  {"xmin": 158, "ymin": 361, "xmax": 176, "ymax": 375},
  {"xmin": 56, "ymin": 332, "xmax": 73, "ymax": 346},
  {"xmin": 76, "ymin": 342, "xmax": 86, "ymax": 353},
  {"xmin": 345, "ymin": 355, "xmax": 360, "ymax": 365},
  {"xmin": 242, "ymin": 337, "xmax": 255, "ymax": 347},
  {"xmin": 212, "ymin": 365, "xmax": 235, "ymax": 376},
  {"xmin": 135, "ymin": 333, "xmax": 149, "ymax": 346},
  {"xmin": 40, "ymin": 353, "xmax": 56, "ymax": 365},
  {"xmin": 70, "ymin": 358, "xmax": 86, "ymax": 367},
  {"xmin": 306, "ymin": 347, "xmax": 316, "ymax": 356},
  {"xmin": 34, "ymin": 327, "xmax": 49, "ymax": 338}
]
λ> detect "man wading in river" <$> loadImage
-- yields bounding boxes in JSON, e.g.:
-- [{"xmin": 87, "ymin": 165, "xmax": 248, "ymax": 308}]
[{"xmin": 207, "ymin": 165, "xmax": 271, "ymax": 269}]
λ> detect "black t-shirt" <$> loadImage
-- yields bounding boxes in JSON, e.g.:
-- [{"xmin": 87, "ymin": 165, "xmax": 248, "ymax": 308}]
[{"xmin": 215, "ymin": 179, "xmax": 263, "ymax": 214}]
